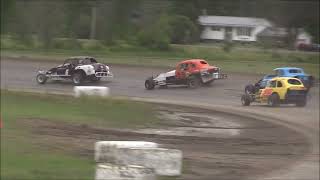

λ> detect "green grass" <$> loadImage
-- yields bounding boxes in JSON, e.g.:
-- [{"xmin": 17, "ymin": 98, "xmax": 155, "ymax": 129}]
[
  {"xmin": 1, "ymin": 44, "xmax": 319, "ymax": 78},
  {"xmin": 1, "ymin": 91, "xmax": 160, "ymax": 179}
]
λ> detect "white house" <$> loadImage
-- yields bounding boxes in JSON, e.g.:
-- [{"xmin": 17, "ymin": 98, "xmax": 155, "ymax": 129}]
[{"xmin": 198, "ymin": 16, "xmax": 272, "ymax": 42}]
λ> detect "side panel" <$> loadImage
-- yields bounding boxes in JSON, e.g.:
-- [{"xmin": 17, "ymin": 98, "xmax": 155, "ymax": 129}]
[{"xmin": 75, "ymin": 65, "xmax": 95, "ymax": 75}]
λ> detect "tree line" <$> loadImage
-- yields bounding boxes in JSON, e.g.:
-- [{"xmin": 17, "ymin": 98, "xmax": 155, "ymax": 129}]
[{"xmin": 1, "ymin": 0, "xmax": 319, "ymax": 50}]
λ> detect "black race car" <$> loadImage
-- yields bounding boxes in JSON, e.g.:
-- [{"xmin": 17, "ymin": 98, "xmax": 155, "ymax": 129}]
[{"xmin": 36, "ymin": 56, "xmax": 113, "ymax": 85}]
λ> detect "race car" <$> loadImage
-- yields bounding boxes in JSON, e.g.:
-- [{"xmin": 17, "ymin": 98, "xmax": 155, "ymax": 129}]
[
  {"xmin": 36, "ymin": 56, "xmax": 113, "ymax": 85},
  {"xmin": 241, "ymin": 77, "xmax": 308, "ymax": 107},
  {"xmin": 145, "ymin": 59, "xmax": 227, "ymax": 90},
  {"xmin": 244, "ymin": 67, "xmax": 314, "ymax": 94}
]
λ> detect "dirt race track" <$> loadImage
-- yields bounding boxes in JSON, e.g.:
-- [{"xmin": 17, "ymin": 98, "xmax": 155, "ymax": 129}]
[{"xmin": 1, "ymin": 58, "xmax": 319, "ymax": 180}]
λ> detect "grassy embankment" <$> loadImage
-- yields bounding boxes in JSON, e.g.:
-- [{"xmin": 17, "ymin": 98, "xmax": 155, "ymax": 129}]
[
  {"xmin": 1, "ymin": 43, "xmax": 319, "ymax": 78},
  {"xmin": 1, "ymin": 91, "xmax": 161, "ymax": 179}
]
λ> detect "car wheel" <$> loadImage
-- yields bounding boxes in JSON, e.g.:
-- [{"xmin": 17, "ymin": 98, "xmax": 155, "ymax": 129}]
[
  {"xmin": 296, "ymin": 98, "xmax": 307, "ymax": 107},
  {"xmin": 36, "ymin": 74, "xmax": 47, "ymax": 84},
  {"xmin": 145, "ymin": 79, "xmax": 155, "ymax": 90},
  {"xmin": 72, "ymin": 72, "xmax": 83, "ymax": 85},
  {"xmin": 187, "ymin": 77, "xmax": 200, "ymax": 88},
  {"xmin": 241, "ymin": 94, "xmax": 251, "ymax": 106},
  {"xmin": 268, "ymin": 93, "xmax": 280, "ymax": 107}
]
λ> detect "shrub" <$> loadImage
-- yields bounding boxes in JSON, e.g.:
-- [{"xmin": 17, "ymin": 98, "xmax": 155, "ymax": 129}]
[
  {"xmin": 0, "ymin": 35, "xmax": 33, "ymax": 50},
  {"xmin": 168, "ymin": 15, "xmax": 199, "ymax": 44},
  {"xmin": 137, "ymin": 15, "xmax": 171, "ymax": 50},
  {"xmin": 80, "ymin": 39, "xmax": 106, "ymax": 51},
  {"xmin": 223, "ymin": 41, "xmax": 234, "ymax": 52},
  {"xmin": 51, "ymin": 38, "xmax": 81, "ymax": 49}
]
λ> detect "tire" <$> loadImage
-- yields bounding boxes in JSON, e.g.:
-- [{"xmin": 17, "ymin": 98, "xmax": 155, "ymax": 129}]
[
  {"xmin": 72, "ymin": 72, "xmax": 84, "ymax": 85},
  {"xmin": 296, "ymin": 98, "xmax": 307, "ymax": 107},
  {"xmin": 245, "ymin": 84, "xmax": 255, "ymax": 94},
  {"xmin": 145, "ymin": 79, "xmax": 155, "ymax": 90},
  {"xmin": 267, "ymin": 93, "xmax": 280, "ymax": 107},
  {"xmin": 36, "ymin": 74, "xmax": 47, "ymax": 84},
  {"xmin": 187, "ymin": 76, "xmax": 200, "ymax": 88},
  {"xmin": 241, "ymin": 94, "xmax": 251, "ymax": 106}
]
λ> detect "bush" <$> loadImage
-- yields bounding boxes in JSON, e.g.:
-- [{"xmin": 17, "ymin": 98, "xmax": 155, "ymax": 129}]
[
  {"xmin": 0, "ymin": 35, "xmax": 33, "ymax": 50},
  {"xmin": 168, "ymin": 15, "xmax": 199, "ymax": 44},
  {"xmin": 137, "ymin": 15, "xmax": 171, "ymax": 50},
  {"xmin": 222, "ymin": 41, "xmax": 234, "ymax": 52},
  {"xmin": 137, "ymin": 31, "xmax": 170, "ymax": 50},
  {"xmin": 80, "ymin": 39, "xmax": 106, "ymax": 51},
  {"xmin": 51, "ymin": 38, "xmax": 81, "ymax": 49}
]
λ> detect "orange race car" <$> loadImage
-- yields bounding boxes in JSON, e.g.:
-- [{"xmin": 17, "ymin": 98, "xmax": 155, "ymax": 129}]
[{"xmin": 145, "ymin": 59, "xmax": 227, "ymax": 89}]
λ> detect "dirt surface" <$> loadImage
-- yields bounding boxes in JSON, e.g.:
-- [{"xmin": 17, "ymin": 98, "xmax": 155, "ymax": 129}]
[
  {"xmin": 1, "ymin": 58, "xmax": 319, "ymax": 179},
  {"xmin": 19, "ymin": 104, "xmax": 310, "ymax": 180}
]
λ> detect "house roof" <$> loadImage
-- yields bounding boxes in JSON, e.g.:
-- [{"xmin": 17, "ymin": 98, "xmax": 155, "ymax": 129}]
[{"xmin": 198, "ymin": 16, "xmax": 272, "ymax": 27}]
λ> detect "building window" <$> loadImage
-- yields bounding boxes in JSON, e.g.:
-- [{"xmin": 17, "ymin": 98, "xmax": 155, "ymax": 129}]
[
  {"xmin": 211, "ymin": 26, "xmax": 221, "ymax": 31},
  {"xmin": 236, "ymin": 27, "xmax": 252, "ymax": 36}
]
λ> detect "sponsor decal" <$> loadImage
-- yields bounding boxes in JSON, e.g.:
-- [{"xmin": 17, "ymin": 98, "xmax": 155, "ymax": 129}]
[{"xmin": 261, "ymin": 88, "xmax": 273, "ymax": 97}]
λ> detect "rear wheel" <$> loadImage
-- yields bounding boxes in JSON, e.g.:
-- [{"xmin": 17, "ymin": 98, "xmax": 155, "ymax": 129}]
[
  {"xmin": 36, "ymin": 74, "xmax": 47, "ymax": 84},
  {"xmin": 72, "ymin": 72, "xmax": 84, "ymax": 85},
  {"xmin": 187, "ymin": 76, "xmax": 201, "ymax": 88},
  {"xmin": 268, "ymin": 93, "xmax": 280, "ymax": 107},
  {"xmin": 241, "ymin": 94, "xmax": 251, "ymax": 106},
  {"xmin": 145, "ymin": 79, "xmax": 155, "ymax": 90}
]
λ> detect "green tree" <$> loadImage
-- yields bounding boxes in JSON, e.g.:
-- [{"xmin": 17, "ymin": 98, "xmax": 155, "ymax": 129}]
[
  {"xmin": 168, "ymin": 15, "xmax": 199, "ymax": 44},
  {"xmin": 103, "ymin": 0, "xmax": 141, "ymax": 44},
  {"xmin": 1, "ymin": 0, "xmax": 16, "ymax": 34},
  {"xmin": 137, "ymin": 15, "xmax": 171, "ymax": 50}
]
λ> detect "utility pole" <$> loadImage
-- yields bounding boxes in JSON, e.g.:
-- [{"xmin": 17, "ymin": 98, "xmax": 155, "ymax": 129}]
[{"xmin": 90, "ymin": 1, "xmax": 97, "ymax": 39}]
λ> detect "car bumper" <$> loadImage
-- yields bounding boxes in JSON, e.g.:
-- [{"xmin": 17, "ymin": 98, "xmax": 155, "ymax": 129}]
[
  {"xmin": 212, "ymin": 73, "xmax": 227, "ymax": 79},
  {"xmin": 95, "ymin": 72, "xmax": 113, "ymax": 78}
]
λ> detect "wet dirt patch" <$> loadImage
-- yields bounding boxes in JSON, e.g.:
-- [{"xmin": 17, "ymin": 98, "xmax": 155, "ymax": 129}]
[{"xmin": 18, "ymin": 104, "xmax": 310, "ymax": 180}]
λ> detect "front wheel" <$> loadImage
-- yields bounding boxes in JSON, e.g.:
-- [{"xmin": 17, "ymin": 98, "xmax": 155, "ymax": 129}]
[
  {"xmin": 187, "ymin": 76, "xmax": 201, "ymax": 88},
  {"xmin": 145, "ymin": 79, "xmax": 155, "ymax": 90},
  {"xmin": 268, "ymin": 93, "xmax": 280, "ymax": 107},
  {"xmin": 36, "ymin": 74, "xmax": 47, "ymax": 84},
  {"xmin": 241, "ymin": 94, "xmax": 251, "ymax": 106},
  {"xmin": 72, "ymin": 72, "xmax": 84, "ymax": 85}
]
